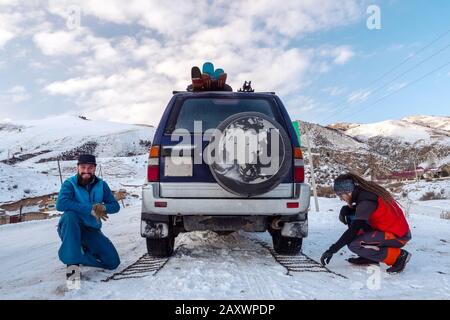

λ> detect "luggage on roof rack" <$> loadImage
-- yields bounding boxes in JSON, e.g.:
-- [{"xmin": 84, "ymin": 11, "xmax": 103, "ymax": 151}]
[
  {"xmin": 187, "ymin": 62, "xmax": 233, "ymax": 92},
  {"xmin": 185, "ymin": 84, "xmax": 233, "ymax": 92}
]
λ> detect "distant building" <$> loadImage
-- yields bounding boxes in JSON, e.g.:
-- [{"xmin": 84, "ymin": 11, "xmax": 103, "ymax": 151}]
[
  {"xmin": 438, "ymin": 164, "xmax": 450, "ymax": 177},
  {"xmin": 375, "ymin": 167, "xmax": 426, "ymax": 182},
  {"xmin": 0, "ymin": 210, "xmax": 9, "ymax": 225},
  {"xmin": 422, "ymin": 167, "xmax": 440, "ymax": 179},
  {"xmin": 21, "ymin": 212, "xmax": 49, "ymax": 222}
]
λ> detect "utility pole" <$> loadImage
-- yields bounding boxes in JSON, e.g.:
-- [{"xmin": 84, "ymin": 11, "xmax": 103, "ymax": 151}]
[
  {"xmin": 298, "ymin": 121, "xmax": 319, "ymax": 212},
  {"xmin": 413, "ymin": 159, "xmax": 419, "ymax": 182},
  {"xmin": 57, "ymin": 159, "xmax": 63, "ymax": 185}
]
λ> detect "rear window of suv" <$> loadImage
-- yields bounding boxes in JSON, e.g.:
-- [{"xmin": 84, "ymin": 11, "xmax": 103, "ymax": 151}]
[{"xmin": 165, "ymin": 97, "xmax": 281, "ymax": 134}]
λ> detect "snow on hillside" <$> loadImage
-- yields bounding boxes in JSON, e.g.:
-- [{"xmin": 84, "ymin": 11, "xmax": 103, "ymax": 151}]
[
  {"xmin": 298, "ymin": 121, "xmax": 368, "ymax": 151},
  {"xmin": 403, "ymin": 115, "xmax": 450, "ymax": 132},
  {"xmin": 0, "ymin": 155, "xmax": 148, "ymax": 203},
  {"xmin": 343, "ymin": 118, "xmax": 450, "ymax": 146},
  {"xmin": 0, "ymin": 115, "xmax": 155, "ymax": 163},
  {"xmin": 0, "ymin": 115, "xmax": 154, "ymax": 203},
  {"xmin": 0, "ymin": 197, "xmax": 449, "ymax": 299},
  {"xmin": 345, "ymin": 119, "xmax": 449, "ymax": 145},
  {"xmin": 401, "ymin": 179, "xmax": 450, "ymax": 202},
  {"xmin": 0, "ymin": 163, "xmax": 60, "ymax": 202}
]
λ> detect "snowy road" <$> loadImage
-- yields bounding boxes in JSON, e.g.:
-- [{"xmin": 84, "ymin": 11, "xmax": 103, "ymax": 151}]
[{"xmin": 0, "ymin": 197, "xmax": 449, "ymax": 299}]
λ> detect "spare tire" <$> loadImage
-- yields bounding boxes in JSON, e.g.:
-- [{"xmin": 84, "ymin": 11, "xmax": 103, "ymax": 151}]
[{"xmin": 208, "ymin": 112, "xmax": 292, "ymax": 197}]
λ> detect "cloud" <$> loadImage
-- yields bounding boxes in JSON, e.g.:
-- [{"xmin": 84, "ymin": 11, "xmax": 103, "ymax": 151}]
[
  {"xmin": 283, "ymin": 95, "xmax": 330, "ymax": 122},
  {"xmin": 33, "ymin": 29, "xmax": 89, "ymax": 56},
  {"xmin": 0, "ymin": 85, "xmax": 30, "ymax": 104},
  {"xmin": 44, "ymin": 76, "xmax": 106, "ymax": 95},
  {"xmin": 0, "ymin": 3, "xmax": 47, "ymax": 48},
  {"xmin": 332, "ymin": 46, "xmax": 355, "ymax": 64},
  {"xmin": 387, "ymin": 82, "xmax": 408, "ymax": 92},
  {"xmin": 323, "ymin": 86, "xmax": 346, "ymax": 96},
  {"xmin": 0, "ymin": 11, "xmax": 21, "ymax": 48},
  {"xmin": 46, "ymin": 0, "xmax": 363, "ymax": 39},
  {"xmin": 0, "ymin": 0, "xmax": 19, "ymax": 5},
  {"xmin": 0, "ymin": 0, "xmax": 365, "ymax": 124},
  {"xmin": 347, "ymin": 89, "xmax": 371, "ymax": 103},
  {"xmin": 319, "ymin": 45, "xmax": 355, "ymax": 65}
]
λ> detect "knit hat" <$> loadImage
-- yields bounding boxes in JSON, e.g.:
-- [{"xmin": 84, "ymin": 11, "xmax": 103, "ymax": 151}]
[
  {"xmin": 77, "ymin": 154, "xmax": 96, "ymax": 165},
  {"xmin": 333, "ymin": 178, "xmax": 355, "ymax": 195}
]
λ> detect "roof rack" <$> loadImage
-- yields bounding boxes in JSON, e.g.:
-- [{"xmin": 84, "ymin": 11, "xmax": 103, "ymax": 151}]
[
  {"xmin": 172, "ymin": 90, "xmax": 233, "ymax": 95},
  {"xmin": 172, "ymin": 90, "xmax": 276, "ymax": 95}
]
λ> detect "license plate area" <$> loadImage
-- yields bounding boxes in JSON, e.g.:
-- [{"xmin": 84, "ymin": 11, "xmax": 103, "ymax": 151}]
[{"xmin": 164, "ymin": 156, "xmax": 193, "ymax": 177}]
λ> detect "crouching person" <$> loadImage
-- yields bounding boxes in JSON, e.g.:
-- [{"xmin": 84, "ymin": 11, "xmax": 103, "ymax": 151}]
[
  {"xmin": 321, "ymin": 172, "xmax": 412, "ymax": 273},
  {"xmin": 56, "ymin": 154, "xmax": 120, "ymax": 280}
]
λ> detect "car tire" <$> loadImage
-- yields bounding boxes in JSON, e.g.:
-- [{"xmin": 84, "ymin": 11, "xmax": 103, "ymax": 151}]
[
  {"xmin": 146, "ymin": 232, "xmax": 175, "ymax": 257},
  {"xmin": 209, "ymin": 112, "xmax": 292, "ymax": 197},
  {"xmin": 271, "ymin": 230, "xmax": 303, "ymax": 255}
]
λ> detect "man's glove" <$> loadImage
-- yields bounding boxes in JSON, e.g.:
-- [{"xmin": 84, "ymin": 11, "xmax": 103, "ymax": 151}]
[
  {"xmin": 339, "ymin": 205, "xmax": 355, "ymax": 225},
  {"xmin": 92, "ymin": 203, "xmax": 108, "ymax": 222},
  {"xmin": 320, "ymin": 250, "xmax": 334, "ymax": 266}
]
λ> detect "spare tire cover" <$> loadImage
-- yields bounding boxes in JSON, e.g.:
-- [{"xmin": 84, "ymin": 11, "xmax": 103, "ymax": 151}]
[{"xmin": 208, "ymin": 112, "xmax": 292, "ymax": 197}]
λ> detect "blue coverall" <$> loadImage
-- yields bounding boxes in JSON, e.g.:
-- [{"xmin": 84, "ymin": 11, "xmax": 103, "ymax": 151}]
[{"xmin": 56, "ymin": 175, "xmax": 120, "ymax": 270}]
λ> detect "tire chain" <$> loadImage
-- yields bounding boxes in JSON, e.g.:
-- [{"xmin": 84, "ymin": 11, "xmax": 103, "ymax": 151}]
[
  {"xmin": 102, "ymin": 237, "xmax": 348, "ymax": 281},
  {"xmin": 251, "ymin": 238, "xmax": 348, "ymax": 279},
  {"xmin": 102, "ymin": 245, "xmax": 185, "ymax": 282}
]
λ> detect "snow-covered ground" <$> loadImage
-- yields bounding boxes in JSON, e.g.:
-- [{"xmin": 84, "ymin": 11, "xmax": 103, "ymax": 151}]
[
  {"xmin": 1, "ymin": 197, "xmax": 449, "ymax": 300},
  {"xmin": 401, "ymin": 179, "xmax": 450, "ymax": 202},
  {"xmin": 1, "ymin": 114, "xmax": 448, "ymax": 299}
]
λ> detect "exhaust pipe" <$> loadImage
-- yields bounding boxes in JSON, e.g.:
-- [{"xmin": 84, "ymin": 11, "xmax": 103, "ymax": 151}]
[{"xmin": 271, "ymin": 217, "xmax": 284, "ymax": 230}]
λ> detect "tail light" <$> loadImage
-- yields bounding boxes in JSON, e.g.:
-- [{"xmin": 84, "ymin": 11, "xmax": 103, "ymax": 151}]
[
  {"xmin": 287, "ymin": 202, "xmax": 299, "ymax": 208},
  {"xmin": 293, "ymin": 147, "xmax": 304, "ymax": 183},
  {"xmin": 147, "ymin": 145, "xmax": 160, "ymax": 182}
]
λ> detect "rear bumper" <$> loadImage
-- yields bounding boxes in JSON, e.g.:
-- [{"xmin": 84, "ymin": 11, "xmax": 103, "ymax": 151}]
[{"xmin": 141, "ymin": 182, "xmax": 311, "ymax": 216}]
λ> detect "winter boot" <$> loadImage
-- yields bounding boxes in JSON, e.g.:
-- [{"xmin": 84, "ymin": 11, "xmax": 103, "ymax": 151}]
[
  {"xmin": 191, "ymin": 66, "xmax": 203, "ymax": 91},
  {"xmin": 201, "ymin": 73, "xmax": 212, "ymax": 90},
  {"xmin": 216, "ymin": 73, "xmax": 227, "ymax": 90},
  {"xmin": 386, "ymin": 249, "xmax": 411, "ymax": 273},
  {"xmin": 202, "ymin": 62, "xmax": 214, "ymax": 76}
]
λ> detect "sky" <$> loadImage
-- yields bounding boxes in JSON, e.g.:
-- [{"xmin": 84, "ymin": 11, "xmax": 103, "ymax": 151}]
[{"xmin": 0, "ymin": 0, "xmax": 449, "ymax": 126}]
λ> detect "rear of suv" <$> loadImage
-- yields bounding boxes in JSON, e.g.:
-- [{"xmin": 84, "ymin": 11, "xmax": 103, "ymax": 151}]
[{"xmin": 141, "ymin": 90, "xmax": 310, "ymax": 257}]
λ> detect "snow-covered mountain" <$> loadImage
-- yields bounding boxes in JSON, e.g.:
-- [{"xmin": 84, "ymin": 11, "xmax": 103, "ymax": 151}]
[
  {"xmin": 403, "ymin": 115, "xmax": 450, "ymax": 132},
  {"xmin": 0, "ymin": 114, "xmax": 448, "ymax": 202},
  {"xmin": 297, "ymin": 115, "xmax": 450, "ymax": 189},
  {"xmin": 0, "ymin": 115, "xmax": 154, "ymax": 203},
  {"xmin": 343, "ymin": 117, "xmax": 450, "ymax": 146},
  {"xmin": 298, "ymin": 121, "xmax": 368, "ymax": 151},
  {"xmin": 0, "ymin": 115, "xmax": 155, "ymax": 164}
]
